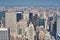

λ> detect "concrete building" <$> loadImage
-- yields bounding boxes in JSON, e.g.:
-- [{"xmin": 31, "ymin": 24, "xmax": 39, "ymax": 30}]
[
  {"xmin": 17, "ymin": 19, "xmax": 27, "ymax": 34},
  {"xmin": 0, "ymin": 11, "xmax": 6, "ymax": 27},
  {"xmin": 44, "ymin": 32, "xmax": 51, "ymax": 40},
  {"xmin": 43, "ymin": 10, "xmax": 48, "ymax": 30},
  {"xmin": 5, "ymin": 11, "xmax": 17, "ymax": 36},
  {"xmin": 29, "ymin": 13, "xmax": 33, "ymax": 22},
  {"xmin": 48, "ymin": 11, "xmax": 57, "ymax": 39},
  {"xmin": 32, "ymin": 14, "xmax": 38, "ymax": 31},
  {"xmin": 23, "ymin": 11, "xmax": 29, "ymax": 20},
  {"xmin": 0, "ymin": 28, "xmax": 10, "ymax": 40},
  {"xmin": 28, "ymin": 22, "xmax": 34, "ymax": 40},
  {"xmin": 39, "ymin": 31, "xmax": 45, "ymax": 40},
  {"xmin": 36, "ymin": 25, "xmax": 45, "ymax": 40},
  {"xmin": 57, "ymin": 9, "xmax": 60, "ymax": 40}
]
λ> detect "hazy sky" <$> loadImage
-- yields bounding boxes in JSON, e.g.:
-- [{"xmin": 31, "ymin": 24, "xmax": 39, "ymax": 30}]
[{"xmin": 0, "ymin": 0, "xmax": 60, "ymax": 7}]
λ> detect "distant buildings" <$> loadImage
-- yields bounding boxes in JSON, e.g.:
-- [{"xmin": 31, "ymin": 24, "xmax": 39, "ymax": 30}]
[
  {"xmin": 0, "ymin": 7, "xmax": 57, "ymax": 40},
  {"xmin": 57, "ymin": 9, "xmax": 60, "ymax": 40}
]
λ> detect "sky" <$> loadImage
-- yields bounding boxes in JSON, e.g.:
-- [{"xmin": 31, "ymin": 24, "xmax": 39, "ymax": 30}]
[{"xmin": 0, "ymin": 0, "xmax": 60, "ymax": 7}]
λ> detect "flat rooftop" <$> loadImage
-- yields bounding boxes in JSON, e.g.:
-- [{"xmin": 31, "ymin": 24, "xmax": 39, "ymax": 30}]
[{"xmin": 0, "ymin": 28, "xmax": 8, "ymax": 31}]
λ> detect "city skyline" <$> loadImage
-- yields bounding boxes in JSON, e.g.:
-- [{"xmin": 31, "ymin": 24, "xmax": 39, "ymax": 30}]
[{"xmin": 0, "ymin": 0, "xmax": 59, "ymax": 40}]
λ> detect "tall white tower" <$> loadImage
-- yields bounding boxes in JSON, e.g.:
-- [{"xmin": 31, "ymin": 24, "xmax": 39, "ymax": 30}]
[
  {"xmin": 28, "ymin": 22, "xmax": 34, "ymax": 40},
  {"xmin": 43, "ymin": 9, "xmax": 48, "ymax": 30}
]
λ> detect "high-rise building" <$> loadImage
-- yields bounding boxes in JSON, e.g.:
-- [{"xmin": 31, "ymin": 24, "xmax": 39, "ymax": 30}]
[
  {"xmin": 29, "ymin": 13, "xmax": 33, "ymax": 22},
  {"xmin": 0, "ymin": 11, "xmax": 6, "ymax": 19},
  {"xmin": 5, "ymin": 11, "xmax": 17, "ymax": 36},
  {"xmin": 0, "ymin": 28, "xmax": 10, "ymax": 40},
  {"xmin": 0, "ymin": 11, "xmax": 6, "ymax": 27},
  {"xmin": 43, "ymin": 11, "xmax": 48, "ymax": 30},
  {"xmin": 48, "ymin": 12, "xmax": 57, "ymax": 39},
  {"xmin": 48, "ymin": 16, "xmax": 53, "ymax": 32},
  {"xmin": 23, "ymin": 11, "xmax": 29, "ymax": 20},
  {"xmin": 39, "ymin": 31, "xmax": 45, "ymax": 40},
  {"xmin": 32, "ymin": 14, "xmax": 38, "ymax": 31},
  {"xmin": 57, "ymin": 9, "xmax": 60, "ymax": 39},
  {"xmin": 28, "ymin": 22, "xmax": 34, "ymax": 40},
  {"xmin": 36, "ymin": 25, "xmax": 45, "ymax": 40},
  {"xmin": 17, "ymin": 19, "xmax": 27, "ymax": 35},
  {"xmin": 16, "ymin": 11, "xmax": 23, "ymax": 22},
  {"xmin": 0, "ymin": 18, "xmax": 10, "ymax": 40},
  {"xmin": 27, "ymin": 13, "xmax": 33, "ymax": 26},
  {"xmin": 36, "ymin": 26, "xmax": 40, "ymax": 40}
]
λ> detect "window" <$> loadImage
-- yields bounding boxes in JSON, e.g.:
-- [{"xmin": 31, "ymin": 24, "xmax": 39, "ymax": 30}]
[
  {"xmin": 18, "ymin": 28, "xmax": 22, "ymax": 35},
  {"xmin": 39, "ymin": 19, "xmax": 45, "ymax": 26}
]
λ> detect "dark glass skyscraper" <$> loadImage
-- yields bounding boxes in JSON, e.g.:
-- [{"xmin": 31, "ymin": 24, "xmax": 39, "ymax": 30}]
[
  {"xmin": 16, "ymin": 11, "xmax": 23, "ymax": 22},
  {"xmin": 48, "ymin": 17, "xmax": 53, "ymax": 32},
  {"xmin": 29, "ymin": 13, "xmax": 33, "ymax": 22},
  {"xmin": 48, "ymin": 15, "xmax": 57, "ymax": 39},
  {"xmin": 17, "ymin": 13, "xmax": 23, "ymax": 22},
  {"xmin": 32, "ymin": 14, "xmax": 38, "ymax": 31}
]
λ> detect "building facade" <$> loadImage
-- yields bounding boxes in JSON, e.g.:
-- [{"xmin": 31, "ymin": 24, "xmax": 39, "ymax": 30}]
[
  {"xmin": 5, "ymin": 11, "xmax": 17, "ymax": 36},
  {"xmin": 0, "ymin": 28, "xmax": 10, "ymax": 40}
]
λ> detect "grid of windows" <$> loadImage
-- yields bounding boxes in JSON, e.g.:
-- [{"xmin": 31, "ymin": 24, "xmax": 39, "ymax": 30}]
[{"xmin": 0, "ymin": 31, "xmax": 8, "ymax": 40}]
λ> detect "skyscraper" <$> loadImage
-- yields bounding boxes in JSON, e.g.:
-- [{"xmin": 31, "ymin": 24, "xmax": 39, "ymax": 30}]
[
  {"xmin": 17, "ymin": 19, "xmax": 27, "ymax": 35},
  {"xmin": 23, "ymin": 11, "xmax": 29, "ymax": 20},
  {"xmin": 48, "ymin": 11, "xmax": 57, "ymax": 39},
  {"xmin": 5, "ymin": 11, "xmax": 17, "ymax": 36},
  {"xmin": 32, "ymin": 14, "xmax": 38, "ymax": 31},
  {"xmin": 28, "ymin": 22, "xmax": 34, "ymax": 40},
  {"xmin": 57, "ymin": 9, "xmax": 60, "ymax": 39},
  {"xmin": 29, "ymin": 13, "xmax": 33, "ymax": 22},
  {"xmin": 16, "ymin": 11, "xmax": 23, "ymax": 22},
  {"xmin": 0, "ymin": 11, "xmax": 6, "ymax": 19},
  {"xmin": 0, "ymin": 11, "xmax": 6, "ymax": 27}
]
